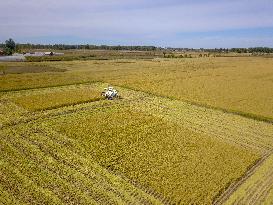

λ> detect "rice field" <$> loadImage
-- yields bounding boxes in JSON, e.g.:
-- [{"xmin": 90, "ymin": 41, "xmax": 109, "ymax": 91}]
[
  {"xmin": 13, "ymin": 87, "xmax": 102, "ymax": 111},
  {"xmin": 1, "ymin": 57, "xmax": 273, "ymax": 121},
  {"xmin": 223, "ymin": 154, "xmax": 273, "ymax": 205},
  {"xmin": 0, "ymin": 56, "xmax": 273, "ymax": 204},
  {"xmin": 43, "ymin": 105, "xmax": 259, "ymax": 204},
  {"xmin": 0, "ymin": 123, "xmax": 163, "ymax": 205}
]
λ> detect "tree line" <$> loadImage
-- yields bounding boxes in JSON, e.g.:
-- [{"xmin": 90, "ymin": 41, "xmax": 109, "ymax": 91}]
[
  {"xmin": 1, "ymin": 38, "xmax": 273, "ymax": 55},
  {"xmin": 229, "ymin": 47, "xmax": 273, "ymax": 53},
  {"xmin": 0, "ymin": 42, "xmax": 157, "ymax": 52},
  {"xmin": 167, "ymin": 47, "xmax": 273, "ymax": 53}
]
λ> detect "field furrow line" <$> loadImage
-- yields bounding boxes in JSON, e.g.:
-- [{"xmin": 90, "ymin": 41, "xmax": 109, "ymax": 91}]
[
  {"xmin": 0, "ymin": 97, "xmax": 131, "ymax": 129},
  {"xmin": 0, "ymin": 124, "xmax": 164, "ymax": 205},
  {"xmin": 1, "ymin": 83, "xmax": 272, "ymax": 204},
  {"xmin": 213, "ymin": 153, "xmax": 271, "ymax": 205},
  {"xmin": 0, "ymin": 136, "xmax": 108, "ymax": 204},
  {"xmin": 220, "ymin": 153, "xmax": 273, "ymax": 205},
  {"xmin": 245, "ymin": 169, "xmax": 273, "ymax": 204},
  {"xmin": 117, "ymin": 87, "xmax": 273, "ymax": 153},
  {"xmin": 257, "ymin": 180, "xmax": 273, "ymax": 205}
]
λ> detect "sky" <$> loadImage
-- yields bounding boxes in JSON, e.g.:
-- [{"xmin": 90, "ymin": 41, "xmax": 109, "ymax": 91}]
[{"xmin": 1, "ymin": 0, "xmax": 273, "ymax": 48}]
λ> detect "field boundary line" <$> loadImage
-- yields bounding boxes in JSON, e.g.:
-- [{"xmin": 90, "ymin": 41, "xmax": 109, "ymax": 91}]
[
  {"xmin": 2, "ymin": 81, "xmax": 272, "ymax": 124},
  {"xmin": 116, "ymin": 85, "xmax": 273, "ymax": 124},
  {"xmin": 0, "ymin": 98, "xmax": 134, "ymax": 129},
  {"xmin": 0, "ymin": 80, "xmax": 102, "ymax": 93},
  {"xmin": 106, "ymin": 168, "xmax": 172, "ymax": 205},
  {"xmin": 17, "ymin": 97, "xmax": 104, "ymax": 112},
  {"xmin": 213, "ymin": 151, "xmax": 273, "ymax": 205}
]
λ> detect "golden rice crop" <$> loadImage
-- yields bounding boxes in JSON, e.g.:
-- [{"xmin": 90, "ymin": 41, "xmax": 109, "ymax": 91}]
[
  {"xmin": 0, "ymin": 83, "xmax": 114, "ymax": 128},
  {"xmin": 44, "ymin": 104, "xmax": 259, "ymax": 204},
  {"xmin": 1, "ymin": 57, "xmax": 272, "ymax": 120},
  {"xmin": 13, "ymin": 88, "xmax": 102, "ymax": 111},
  {"xmin": 104, "ymin": 58, "xmax": 273, "ymax": 121},
  {"xmin": 121, "ymin": 87, "xmax": 273, "ymax": 154},
  {"xmin": 0, "ymin": 123, "xmax": 163, "ymax": 204},
  {"xmin": 1, "ymin": 57, "xmax": 272, "ymax": 204},
  {"xmin": 224, "ymin": 154, "xmax": 273, "ymax": 205},
  {"xmin": 0, "ymin": 100, "xmax": 29, "ymax": 128}
]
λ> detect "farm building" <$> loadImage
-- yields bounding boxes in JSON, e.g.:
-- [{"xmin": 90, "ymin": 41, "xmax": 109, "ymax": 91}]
[
  {"xmin": 24, "ymin": 52, "xmax": 45, "ymax": 57},
  {"xmin": 45, "ymin": 51, "xmax": 54, "ymax": 56},
  {"xmin": 44, "ymin": 52, "xmax": 64, "ymax": 56},
  {"xmin": 23, "ymin": 51, "xmax": 64, "ymax": 57}
]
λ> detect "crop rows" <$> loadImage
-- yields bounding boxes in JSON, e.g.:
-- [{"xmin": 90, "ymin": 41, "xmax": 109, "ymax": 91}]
[
  {"xmin": 0, "ymin": 100, "xmax": 29, "ymax": 128},
  {"xmin": 223, "ymin": 153, "xmax": 273, "ymax": 205},
  {"xmin": 0, "ymin": 123, "xmax": 163, "ymax": 205},
  {"xmin": 114, "ymin": 87, "xmax": 273, "ymax": 154},
  {"xmin": 13, "ymin": 88, "xmax": 102, "ymax": 111},
  {"xmin": 2, "ymin": 57, "xmax": 273, "ymax": 120},
  {"xmin": 43, "ymin": 103, "xmax": 258, "ymax": 204},
  {"xmin": 1, "ymin": 82, "xmax": 272, "ymax": 204},
  {"xmin": 110, "ymin": 86, "xmax": 273, "ymax": 204},
  {"xmin": 0, "ymin": 83, "xmax": 135, "ymax": 128}
]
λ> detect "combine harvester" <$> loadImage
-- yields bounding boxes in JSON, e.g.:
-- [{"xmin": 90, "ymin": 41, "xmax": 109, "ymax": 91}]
[{"xmin": 102, "ymin": 86, "xmax": 120, "ymax": 100}]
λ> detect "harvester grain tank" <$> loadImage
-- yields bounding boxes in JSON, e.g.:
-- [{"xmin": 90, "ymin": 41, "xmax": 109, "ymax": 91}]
[{"xmin": 101, "ymin": 86, "xmax": 119, "ymax": 100}]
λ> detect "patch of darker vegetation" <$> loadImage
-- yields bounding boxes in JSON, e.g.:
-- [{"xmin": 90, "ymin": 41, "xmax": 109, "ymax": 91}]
[
  {"xmin": 25, "ymin": 52, "xmax": 157, "ymax": 62},
  {"xmin": 25, "ymin": 55, "xmax": 97, "ymax": 62},
  {"xmin": 2, "ymin": 65, "xmax": 67, "ymax": 74}
]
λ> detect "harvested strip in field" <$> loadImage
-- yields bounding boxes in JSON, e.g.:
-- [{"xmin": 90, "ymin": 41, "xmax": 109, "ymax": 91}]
[
  {"xmin": 111, "ymin": 85, "xmax": 273, "ymax": 154},
  {"xmin": 0, "ymin": 124, "xmax": 163, "ymax": 205},
  {"xmin": 5, "ymin": 82, "xmax": 272, "ymax": 154},
  {"xmin": 13, "ymin": 88, "xmax": 102, "ymax": 111},
  {"xmin": 0, "ymin": 83, "xmax": 130, "ymax": 127},
  {"xmin": 1, "ymin": 82, "xmax": 272, "ymax": 204},
  {"xmin": 104, "ymin": 57, "xmax": 273, "ymax": 121},
  {"xmin": 44, "ymin": 105, "xmax": 259, "ymax": 204},
  {"xmin": 223, "ymin": 153, "xmax": 273, "ymax": 205}
]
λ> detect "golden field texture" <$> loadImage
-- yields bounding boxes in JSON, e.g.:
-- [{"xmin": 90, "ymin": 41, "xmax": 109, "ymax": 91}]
[
  {"xmin": 0, "ymin": 56, "xmax": 273, "ymax": 204},
  {"xmin": 0, "ymin": 84, "xmax": 114, "ymax": 128},
  {"xmin": 1, "ymin": 82, "xmax": 272, "ymax": 204},
  {"xmin": 0, "ymin": 123, "xmax": 163, "ymax": 205},
  {"xmin": 223, "ymin": 154, "xmax": 273, "ymax": 205},
  {"xmin": 0, "ymin": 91, "xmax": 260, "ymax": 204},
  {"xmin": 13, "ymin": 87, "xmax": 102, "ymax": 111},
  {"xmin": 44, "ymin": 105, "xmax": 259, "ymax": 204},
  {"xmin": 0, "ymin": 84, "xmax": 102, "ymax": 127},
  {"xmin": 1, "ymin": 57, "xmax": 273, "ymax": 121}
]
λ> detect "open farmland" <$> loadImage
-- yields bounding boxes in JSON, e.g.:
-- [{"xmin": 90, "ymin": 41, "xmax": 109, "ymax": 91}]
[
  {"xmin": 0, "ymin": 56, "xmax": 273, "ymax": 204},
  {"xmin": 1, "ymin": 57, "xmax": 273, "ymax": 121},
  {"xmin": 219, "ymin": 153, "xmax": 273, "ymax": 205}
]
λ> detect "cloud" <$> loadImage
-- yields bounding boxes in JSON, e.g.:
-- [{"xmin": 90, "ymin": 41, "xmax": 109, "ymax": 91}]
[{"xmin": 0, "ymin": 0, "xmax": 273, "ymax": 47}]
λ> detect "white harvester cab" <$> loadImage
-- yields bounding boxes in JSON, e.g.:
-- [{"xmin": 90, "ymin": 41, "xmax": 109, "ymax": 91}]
[{"xmin": 102, "ymin": 86, "xmax": 119, "ymax": 100}]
